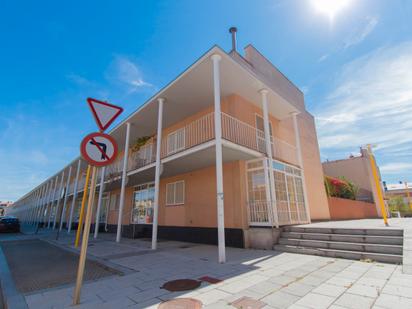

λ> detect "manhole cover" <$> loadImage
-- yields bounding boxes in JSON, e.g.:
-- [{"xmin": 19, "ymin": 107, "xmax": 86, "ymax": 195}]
[
  {"xmin": 158, "ymin": 298, "xmax": 202, "ymax": 309},
  {"xmin": 161, "ymin": 279, "xmax": 201, "ymax": 292}
]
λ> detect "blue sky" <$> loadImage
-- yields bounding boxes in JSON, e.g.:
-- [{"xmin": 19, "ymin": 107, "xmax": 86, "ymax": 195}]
[{"xmin": 1, "ymin": 0, "xmax": 411, "ymax": 201}]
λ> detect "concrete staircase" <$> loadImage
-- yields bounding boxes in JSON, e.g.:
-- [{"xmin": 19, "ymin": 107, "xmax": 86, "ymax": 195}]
[{"xmin": 274, "ymin": 226, "xmax": 403, "ymax": 264}]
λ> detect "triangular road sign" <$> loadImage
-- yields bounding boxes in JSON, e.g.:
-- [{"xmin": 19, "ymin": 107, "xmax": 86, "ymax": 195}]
[{"xmin": 87, "ymin": 98, "xmax": 123, "ymax": 132}]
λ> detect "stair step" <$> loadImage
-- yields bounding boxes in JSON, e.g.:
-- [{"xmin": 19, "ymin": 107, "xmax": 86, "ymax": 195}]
[
  {"xmin": 274, "ymin": 244, "xmax": 402, "ymax": 264},
  {"xmin": 281, "ymin": 232, "xmax": 403, "ymax": 245},
  {"xmin": 282, "ymin": 226, "xmax": 403, "ymax": 237},
  {"xmin": 279, "ymin": 238, "xmax": 403, "ymax": 255}
]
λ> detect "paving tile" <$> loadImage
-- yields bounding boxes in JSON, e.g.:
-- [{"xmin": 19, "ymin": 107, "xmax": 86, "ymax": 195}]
[
  {"xmin": 196, "ymin": 289, "xmax": 232, "ymax": 305},
  {"xmin": 294, "ymin": 292, "xmax": 335, "ymax": 309},
  {"xmin": 280, "ymin": 282, "xmax": 313, "ymax": 297},
  {"xmin": 231, "ymin": 296, "xmax": 266, "ymax": 309},
  {"xmin": 334, "ymin": 293, "xmax": 375, "ymax": 309},
  {"xmin": 247, "ymin": 280, "xmax": 283, "ymax": 295},
  {"xmin": 261, "ymin": 290, "xmax": 300, "ymax": 309},
  {"xmin": 325, "ymin": 276, "xmax": 356, "ymax": 288},
  {"xmin": 382, "ymin": 284, "xmax": 412, "ymax": 298},
  {"xmin": 297, "ymin": 275, "xmax": 328, "ymax": 287},
  {"xmin": 374, "ymin": 293, "xmax": 412, "ymax": 309},
  {"xmin": 311, "ymin": 283, "xmax": 347, "ymax": 297},
  {"xmin": 356, "ymin": 277, "xmax": 388, "ymax": 288},
  {"xmin": 347, "ymin": 283, "xmax": 382, "ymax": 298},
  {"xmin": 267, "ymin": 275, "xmax": 297, "ymax": 286}
]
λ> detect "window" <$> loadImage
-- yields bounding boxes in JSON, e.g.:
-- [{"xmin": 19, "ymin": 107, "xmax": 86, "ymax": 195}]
[
  {"xmin": 109, "ymin": 193, "xmax": 119, "ymax": 211},
  {"xmin": 167, "ymin": 128, "xmax": 185, "ymax": 155},
  {"xmin": 166, "ymin": 181, "xmax": 185, "ymax": 205}
]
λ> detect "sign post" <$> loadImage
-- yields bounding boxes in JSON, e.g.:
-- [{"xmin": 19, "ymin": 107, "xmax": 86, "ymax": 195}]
[{"xmin": 73, "ymin": 98, "xmax": 123, "ymax": 305}]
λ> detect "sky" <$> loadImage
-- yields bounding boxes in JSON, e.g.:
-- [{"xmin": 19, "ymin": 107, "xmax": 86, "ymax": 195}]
[{"xmin": 1, "ymin": 0, "xmax": 412, "ymax": 201}]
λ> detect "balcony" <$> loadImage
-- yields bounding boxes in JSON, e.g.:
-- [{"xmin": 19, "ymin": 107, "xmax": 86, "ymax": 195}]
[{"xmin": 103, "ymin": 112, "xmax": 299, "ymax": 180}]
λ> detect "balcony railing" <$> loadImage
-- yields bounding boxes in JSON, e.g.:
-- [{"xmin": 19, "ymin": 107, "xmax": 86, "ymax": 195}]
[{"xmin": 99, "ymin": 111, "xmax": 299, "ymax": 182}]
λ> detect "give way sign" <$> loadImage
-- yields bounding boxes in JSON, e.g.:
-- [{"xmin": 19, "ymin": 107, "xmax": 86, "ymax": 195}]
[
  {"xmin": 80, "ymin": 132, "xmax": 118, "ymax": 167},
  {"xmin": 87, "ymin": 98, "xmax": 124, "ymax": 132}
]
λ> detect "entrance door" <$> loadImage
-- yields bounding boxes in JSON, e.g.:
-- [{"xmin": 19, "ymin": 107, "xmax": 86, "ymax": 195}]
[{"xmin": 132, "ymin": 183, "xmax": 155, "ymax": 224}]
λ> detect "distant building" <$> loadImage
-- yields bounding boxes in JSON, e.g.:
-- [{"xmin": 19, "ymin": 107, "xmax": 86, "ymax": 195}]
[
  {"xmin": 0, "ymin": 201, "xmax": 13, "ymax": 216},
  {"xmin": 384, "ymin": 182, "xmax": 412, "ymax": 206},
  {"xmin": 322, "ymin": 147, "xmax": 386, "ymax": 217}
]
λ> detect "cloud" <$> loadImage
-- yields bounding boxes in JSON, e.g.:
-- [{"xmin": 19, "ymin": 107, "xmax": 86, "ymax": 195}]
[
  {"xmin": 105, "ymin": 55, "xmax": 154, "ymax": 94},
  {"xmin": 314, "ymin": 41, "xmax": 412, "ymax": 181},
  {"xmin": 380, "ymin": 163, "xmax": 412, "ymax": 174},
  {"xmin": 343, "ymin": 16, "xmax": 378, "ymax": 49},
  {"xmin": 316, "ymin": 41, "xmax": 412, "ymax": 151},
  {"xmin": 66, "ymin": 73, "xmax": 95, "ymax": 87}
]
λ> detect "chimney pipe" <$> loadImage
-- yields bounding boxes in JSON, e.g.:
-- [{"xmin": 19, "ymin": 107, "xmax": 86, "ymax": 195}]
[{"xmin": 229, "ymin": 27, "xmax": 237, "ymax": 52}]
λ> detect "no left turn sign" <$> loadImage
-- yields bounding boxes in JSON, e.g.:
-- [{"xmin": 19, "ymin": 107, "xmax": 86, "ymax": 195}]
[{"xmin": 80, "ymin": 132, "xmax": 118, "ymax": 167}]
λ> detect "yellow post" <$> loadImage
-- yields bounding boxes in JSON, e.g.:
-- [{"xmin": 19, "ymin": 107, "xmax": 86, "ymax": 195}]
[
  {"xmin": 367, "ymin": 145, "xmax": 388, "ymax": 226},
  {"xmin": 75, "ymin": 165, "xmax": 91, "ymax": 247},
  {"xmin": 73, "ymin": 166, "xmax": 97, "ymax": 305},
  {"xmin": 405, "ymin": 181, "xmax": 412, "ymax": 210}
]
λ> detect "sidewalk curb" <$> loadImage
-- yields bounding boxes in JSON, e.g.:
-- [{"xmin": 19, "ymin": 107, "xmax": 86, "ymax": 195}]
[{"xmin": 0, "ymin": 245, "xmax": 28, "ymax": 309}]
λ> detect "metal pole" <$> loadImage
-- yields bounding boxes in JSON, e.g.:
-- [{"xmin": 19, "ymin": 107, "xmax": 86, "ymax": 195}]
[
  {"xmin": 68, "ymin": 159, "xmax": 82, "ymax": 233},
  {"xmin": 116, "ymin": 122, "xmax": 131, "ymax": 243},
  {"xmin": 59, "ymin": 166, "xmax": 72, "ymax": 231},
  {"xmin": 94, "ymin": 166, "xmax": 106, "ymax": 238},
  {"xmin": 73, "ymin": 166, "xmax": 97, "ymax": 305},
  {"xmin": 75, "ymin": 165, "xmax": 91, "ymax": 248},
  {"xmin": 211, "ymin": 54, "xmax": 226, "ymax": 263},
  {"xmin": 367, "ymin": 145, "xmax": 388, "ymax": 226},
  {"xmin": 152, "ymin": 98, "xmax": 164, "ymax": 250}
]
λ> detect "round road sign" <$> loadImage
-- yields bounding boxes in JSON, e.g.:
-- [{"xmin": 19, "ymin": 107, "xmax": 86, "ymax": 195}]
[{"xmin": 80, "ymin": 132, "xmax": 118, "ymax": 167}]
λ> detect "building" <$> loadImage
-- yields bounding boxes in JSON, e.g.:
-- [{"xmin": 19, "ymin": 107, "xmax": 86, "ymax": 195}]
[
  {"xmin": 384, "ymin": 182, "xmax": 412, "ymax": 207},
  {"xmin": 9, "ymin": 30, "xmax": 330, "ymax": 261},
  {"xmin": 322, "ymin": 147, "xmax": 386, "ymax": 217},
  {"xmin": 0, "ymin": 201, "xmax": 13, "ymax": 216}
]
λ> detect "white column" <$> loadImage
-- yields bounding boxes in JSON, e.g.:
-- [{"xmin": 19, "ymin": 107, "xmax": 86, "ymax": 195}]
[
  {"xmin": 32, "ymin": 190, "xmax": 41, "ymax": 225},
  {"xmin": 68, "ymin": 159, "xmax": 81, "ymax": 233},
  {"xmin": 48, "ymin": 177, "xmax": 59, "ymax": 228},
  {"xmin": 211, "ymin": 54, "xmax": 226, "ymax": 263},
  {"xmin": 53, "ymin": 170, "xmax": 65, "ymax": 229},
  {"xmin": 260, "ymin": 89, "xmax": 279, "ymax": 228},
  {"xmin": 151, "ymin": 97, "xmax": 164, "ymax": 250},
  {"xmin": 94, "ymin": 166, "xmax": 106, "ymax": 238},
  {"xmin": 116, "ymin": 122, "xmax": 131, "ymax": 242},
  {"xmin": 41, "ymin": 182, "xmax": 51, "ymax": 227},
  {"xmin": 59, "ymin": 166, "xmax": 72, "ymax": 231},
  {"xmin": 291, "ymin": 112, "xmax": 311, "ymax": 223}
]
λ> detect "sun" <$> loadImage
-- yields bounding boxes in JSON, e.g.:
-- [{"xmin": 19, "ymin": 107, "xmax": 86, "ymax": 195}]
[{"xmin": 311, "ymin": 0, "xmax": 352, "ymax": 19}]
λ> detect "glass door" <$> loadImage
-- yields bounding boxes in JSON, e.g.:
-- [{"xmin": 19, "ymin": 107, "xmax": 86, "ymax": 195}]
[{"xmin": 132, "ymin": 183, "xmax": 155, "ymax": 224}]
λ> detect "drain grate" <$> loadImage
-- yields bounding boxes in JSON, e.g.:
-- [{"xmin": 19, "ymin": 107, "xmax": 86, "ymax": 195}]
[
  {"xmin": 158, "ymin": 298, "xmax": 202, "ymax": 309},
  {"xmin": 161, "ymin": 279, "xmax": 201, "ymax": 292}
]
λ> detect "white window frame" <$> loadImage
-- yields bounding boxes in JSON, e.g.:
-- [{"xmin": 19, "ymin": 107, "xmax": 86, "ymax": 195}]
[
  {"xmin": 166, "ymin": 180, "xmax": 185, "ymax": 206},
  {"xmin": 167, "ymin": 128, "xmax": 185, "ymax": 155}
]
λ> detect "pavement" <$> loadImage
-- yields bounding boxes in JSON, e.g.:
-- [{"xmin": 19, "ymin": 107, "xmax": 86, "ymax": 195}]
[{"xmin": 1, "ymin": 220, "xmax": 412, "ymax": 309}]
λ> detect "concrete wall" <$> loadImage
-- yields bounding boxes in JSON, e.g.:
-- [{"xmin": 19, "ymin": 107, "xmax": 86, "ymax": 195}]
[
  {"xmin": 328, "ymin": 197, "xmax": 378, "ymax": 220},
  {"xmin": 105, "ymin": 161, "xmax": 248, "ymax": 229}
]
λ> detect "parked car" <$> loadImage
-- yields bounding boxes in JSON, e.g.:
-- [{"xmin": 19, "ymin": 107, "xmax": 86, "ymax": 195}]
[{"xmin": 0, "ymin": 216, "xmax": 20, "ymax": 233}]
